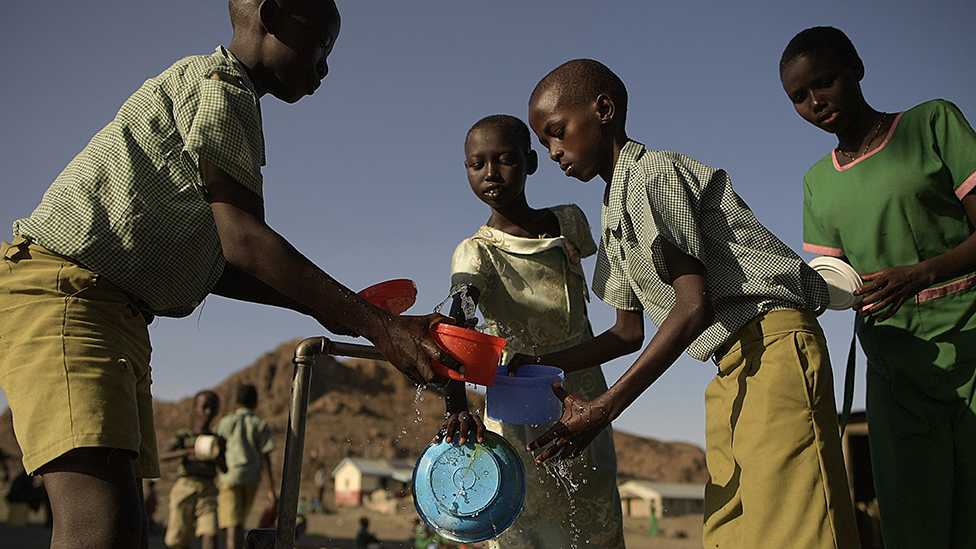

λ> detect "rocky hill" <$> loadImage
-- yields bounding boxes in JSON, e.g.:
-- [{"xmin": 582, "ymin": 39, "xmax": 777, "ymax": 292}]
[{"xmin": 0, "ymin": 338, "xmax": 708, "ymax": 499}]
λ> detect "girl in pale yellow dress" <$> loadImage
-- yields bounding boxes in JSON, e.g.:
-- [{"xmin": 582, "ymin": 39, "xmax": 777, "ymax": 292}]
[{"xmin": 439, "ymin": 115, "xmax": 645, "ymax": 548}]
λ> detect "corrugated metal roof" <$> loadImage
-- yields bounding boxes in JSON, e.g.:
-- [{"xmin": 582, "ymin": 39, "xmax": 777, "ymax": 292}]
[
  {"xmin": 618, "ymin": 480, "xmax": 705, "ymax": 500},
  {"xmin": 331, "ymin": 457, "xmax": 415, "ymax": 482}
]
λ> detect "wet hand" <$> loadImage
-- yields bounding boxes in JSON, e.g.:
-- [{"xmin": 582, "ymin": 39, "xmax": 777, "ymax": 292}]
[
  {"xmin": 372, "ymin": 314, "xmax": 465, "ymax": 386},
  {"xmin": 433, "ymin": 411, "xmax": 485, "ymax": 445},
  {"xmin": 854, "ymin": 264, "xmax": 934, "ymax": 322},
  {"xmin": 505, "ymin": 353, "xmax": 541, "ymax": 377},
  {"xmin": 526, "ymin": 383, "xmax": 610, "ymax": 463}
]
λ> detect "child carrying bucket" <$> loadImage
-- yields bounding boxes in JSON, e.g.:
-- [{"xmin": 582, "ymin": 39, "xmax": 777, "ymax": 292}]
[{"xmin": 438, "ymin": 114, "xmax": 641, "ymax": 548}]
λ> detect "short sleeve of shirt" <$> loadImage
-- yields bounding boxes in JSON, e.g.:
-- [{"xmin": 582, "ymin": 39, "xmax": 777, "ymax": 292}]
[
  {"xmin": 931, "ymin": 100, "xmax": 976, "ymax": 198},
  {"xmin": 633, "ymin": 155, "xmax": 708, "ymax": 284},
  {"xmin": 450, "ymin": 238, "xmax": 493, "ymax": 292},
  {"xmin": 802, "ymin": 163, "xmax": 845, "ymax": 258},
  {"xmin": 258, "ymin": 422, "xmax": 275, "ymax": 455},
  {"xmin": 176, "ymin": 58, "xmax": 265, "ymax": 198}
]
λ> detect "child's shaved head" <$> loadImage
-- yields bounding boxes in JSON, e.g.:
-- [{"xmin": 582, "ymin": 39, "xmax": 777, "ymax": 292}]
[
  {"xmin": 780, "ymin": 26, "xmax": 860, "ymax": 77},
  {"xmin": 229, "ymin": 0, "xmax": 339, "ymax": 32},
  {"xmin": 467, "ymin": 115, "xmax": 533, "ymax": 154},
  {"xmin": 530, "ymin": 59, "xmax": 628, "ymax": 127}
]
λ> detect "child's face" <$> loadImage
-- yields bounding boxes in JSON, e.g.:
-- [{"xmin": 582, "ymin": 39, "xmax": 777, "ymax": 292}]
[
  {"xmin": 194, "ymin": 394, "xmax": 220, "ymax": 423},
  {"xmin": 261, "ymin": 0, "xmax": 341, "ymax": 103},
  {"xmin": 781, "ymin": 51, "xmax": 864, "ymax": 135},
  {"xmin": 464, "ymin": 127, "xmax": 536, "ymax": 209},
  {"xmin": 528, "ymin": 89, "xmax": 611, "ymax": 183}
]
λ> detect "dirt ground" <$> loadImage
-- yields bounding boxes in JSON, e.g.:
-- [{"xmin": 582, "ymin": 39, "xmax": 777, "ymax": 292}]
[{"xmin": 0, "ymin": 494, "xmax": 703, "ymax": 549}]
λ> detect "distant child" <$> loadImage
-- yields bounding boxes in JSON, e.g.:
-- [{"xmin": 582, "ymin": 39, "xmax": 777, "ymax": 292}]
[
  {"xmin": 440, "ymin": 114, "xmax": 632, "ymax": 547},
  {"xmin": 159, "ymin": 390, "xmax": 225, "ymax": 549},
  {"xmin": 0, "ymin": 0, "xmax": 460, "ymax": 546},
  {"xmin": 524, "ymin": 59, "xmax": 860, "ymax": 548},
  {"xmin": 355, "ymin": 516, "xmax": 381, "ymax": 549},
  {"xmin": 214, "ymin": 384, "xmax": 276, "ymax": 549},
  {"xmin": 780, "ymin": 26, "xmax": 976, "ymax": 548}
]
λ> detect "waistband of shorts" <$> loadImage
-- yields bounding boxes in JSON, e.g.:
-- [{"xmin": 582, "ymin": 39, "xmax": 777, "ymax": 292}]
[
  {"xmin": 5, "ymin": 236, "xmax": 156, "ymax": 324},
  {"xmin": 712, "ymin": 308, "xmax": 822, "ymax": 365}
]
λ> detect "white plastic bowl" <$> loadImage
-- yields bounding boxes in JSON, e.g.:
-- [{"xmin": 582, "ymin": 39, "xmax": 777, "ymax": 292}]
[
  {"xmin": 194, "ymin": 434, "xmax": 220, "ymax": 460},
  {"xmin": 486, "ymin": 365, "xmax": 565, "ymax": 425},
  {"xmin": 809, "ymin": 256, "xmax": 863, "ymax": 310}
]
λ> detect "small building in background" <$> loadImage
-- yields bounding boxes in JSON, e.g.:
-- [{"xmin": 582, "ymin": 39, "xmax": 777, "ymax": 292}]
[
  {"xmin": 331, "ymin": 458, "xmax": 413, "ymax": 506},
  {"xmin": 618, "ymin": 480, "xmax": 705, "ymax": 519}
]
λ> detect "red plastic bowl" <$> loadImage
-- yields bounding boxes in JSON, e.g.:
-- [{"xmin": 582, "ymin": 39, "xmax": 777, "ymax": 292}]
[
  {"xmin": 430, "ymin": 324, "xmax": 506, "ymax": 387},
  {"xmin": 358, "ymin": 279, "xmax": 418, "ymax": 315}
]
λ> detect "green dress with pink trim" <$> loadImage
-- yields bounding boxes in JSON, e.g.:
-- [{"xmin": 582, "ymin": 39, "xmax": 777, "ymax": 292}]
[
  {"xmin": 802, "ymin": 99, "xmax": 976, "ymax": 401},
  {"xmin": 802, "ymin": 99, "xmax": 976, "ymax": 546}
]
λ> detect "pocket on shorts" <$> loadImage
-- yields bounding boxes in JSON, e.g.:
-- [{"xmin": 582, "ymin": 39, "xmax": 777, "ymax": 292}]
[{"xmin": 56, "ymin": 259, "xmax": 101, "ymax": 298}]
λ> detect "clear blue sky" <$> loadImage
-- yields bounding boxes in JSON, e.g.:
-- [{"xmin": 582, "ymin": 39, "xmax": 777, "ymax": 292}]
[{"xmin": 2, "ymin": 1, "xmax": 974, "ymax": 448}]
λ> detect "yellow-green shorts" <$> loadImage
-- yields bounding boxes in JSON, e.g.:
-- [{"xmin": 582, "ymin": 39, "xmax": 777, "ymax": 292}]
[
  {"xmin": 217, "ymin": 482, "xmax": 259, "ymax": 528},
  {"xmin": 0, "ymin": 237, "xmax": 158, "ymax": 477},
  {"xmin": 703, "ymin": 309, "xmax": 860, "ymax": 548},
  {"xmin": 165, "ymin": 476, "xmax": 219, "ymax": 547}
]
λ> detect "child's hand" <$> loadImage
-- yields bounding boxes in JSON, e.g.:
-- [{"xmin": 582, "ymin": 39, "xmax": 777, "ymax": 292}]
[
  {"xmin": 505, "ymin": 353, "xmax": 541, "ymax": 377},
  {"xmin": 854, "ymin": 263, "xmax": 935, "ymax": 322},
  {"xmin": 527, "ymin": 383, "xmax": 610, "ymax": 463},
  {"xmin": 434, "ymin": 411, "xmax": 485, "ymax": 445},
  {"xmin": 371, "ymin": 314, "xmax": 466, "ymax": 386}
]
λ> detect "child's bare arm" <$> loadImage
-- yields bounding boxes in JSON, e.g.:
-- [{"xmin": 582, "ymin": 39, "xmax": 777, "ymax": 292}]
[
  {"xmin": 436, "ymin": 286, "xmax": 485, "ymax": 444},
  {"xmin": 211, "ymin": 261, "xmax": 355, "ymax": 336},
  {"xmin": 200, "ymin": 158, "xmax": 462, "ymax": 384},
  {"xmin": 528, "ymin": 238, "xmax": 712, "ymax": 462},
  {"xmin": 508, "ymin": 308, "xmax": 644, "ymax": 374},
  {"xmin": 855, "ymin": 192, "xmax": 976, "ymax": 321},
  {"xmin": 157, "ymin": 447, "xmax": 194, "ymax": 462}
]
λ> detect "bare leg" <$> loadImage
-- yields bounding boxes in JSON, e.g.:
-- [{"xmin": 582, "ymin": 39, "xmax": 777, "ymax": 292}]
[
  {"xmin": 38, "ymin": 447, "xmax": 148, "ymax": 549},
  {"xmin": 225, "ymin": 525, "xmax": 245, "ymax": 549}
]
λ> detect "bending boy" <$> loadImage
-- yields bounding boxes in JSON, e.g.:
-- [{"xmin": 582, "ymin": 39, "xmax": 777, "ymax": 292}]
[
  {"xmin": 0, "ymin": 1, "xmax": 459, "ymax": 547},
  {"xmin": 525, "ymin": 59, "xmax": 860, "ymax": 548}
]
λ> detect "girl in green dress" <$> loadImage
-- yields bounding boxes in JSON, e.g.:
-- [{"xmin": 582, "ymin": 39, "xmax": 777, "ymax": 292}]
[{"xmin": 781, "ymin": 26, "xmax": 976, "ymax": 548}]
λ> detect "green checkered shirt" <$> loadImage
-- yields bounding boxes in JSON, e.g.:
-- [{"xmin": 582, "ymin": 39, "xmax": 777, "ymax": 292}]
[
  {"xmin": 592, "ymin": 141, "xmax": 828, "ymax": 361},
  {"xmin": 14, "ymin": 46, "xmax": 265, "ymax": 317}
]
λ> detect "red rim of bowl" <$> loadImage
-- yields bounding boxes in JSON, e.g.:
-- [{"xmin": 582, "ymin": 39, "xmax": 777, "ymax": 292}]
[{"xmin": 357, "ymin": 279, "xmax": 418, "ymax": 314}]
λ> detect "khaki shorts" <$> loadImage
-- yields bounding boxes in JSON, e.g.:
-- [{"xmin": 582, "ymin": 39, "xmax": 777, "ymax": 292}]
[
  {"xmin": 703, "ymin": 309, "xmax": 859, "ymax": 548},
  {"xmin": 165, "ymin": 476, "xmax": 219, "ymax": 547},
  {"xmin": 217, "ymin": 482, "xmax": 259, "ymax": 528},
  {"xmin": 0, "ymin": 237, "xmax": 158, "ymax": 477}
]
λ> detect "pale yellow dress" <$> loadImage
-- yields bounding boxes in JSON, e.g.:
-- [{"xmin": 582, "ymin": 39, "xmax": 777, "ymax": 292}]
[{"xmin": 450, "ymin": 204, "xmax": 625, "ymax": 549}]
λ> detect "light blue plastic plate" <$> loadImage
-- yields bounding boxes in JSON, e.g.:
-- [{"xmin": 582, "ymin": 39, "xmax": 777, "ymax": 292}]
[{"xmin": 412, "ymin": 431, "xmax": 526, "ymax": 543}]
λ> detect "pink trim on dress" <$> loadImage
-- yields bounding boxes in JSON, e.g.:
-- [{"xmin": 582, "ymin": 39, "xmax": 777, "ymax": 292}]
[
  {"xmin": 803, "ymin": 243, "xmax": 844, "ymax": 257},
  {"xmin": 955, "ymin": 171, "xmax": 976, "ymax": 200},
  {"xmin": 832, "ymin": 112, "xmax": 905, "ymax": 171},
  {"xmin": 917, "ymin": 272, "xmax": 976, "ymax": 303}
]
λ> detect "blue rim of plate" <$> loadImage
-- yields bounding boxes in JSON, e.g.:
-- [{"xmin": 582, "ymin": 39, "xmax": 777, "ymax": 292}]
[{"xmin": 412, "ymin": 431, "xmax": 526, "ymax": 543}]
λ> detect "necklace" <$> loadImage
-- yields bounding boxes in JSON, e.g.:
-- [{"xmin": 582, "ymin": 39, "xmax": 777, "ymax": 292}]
[{"xmin": 837, "ymin": 113, "xmax": 886, "ymax": 160}]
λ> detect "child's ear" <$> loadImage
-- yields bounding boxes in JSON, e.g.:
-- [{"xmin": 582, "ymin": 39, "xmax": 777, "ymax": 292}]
[
  {"xmin": 596, "ymin": 94, "xmax": 615, "ymax": 125},
  {"xmin": 851, "ymin": 56, "xmax": 865, "ymax": 82},
  {"xmin": 527, "ymin": 149, "xmax": 538, "ymax": 176},
  {"xmin": 258, "ymin": 0, "xmax": 281, "ymax": 34}
]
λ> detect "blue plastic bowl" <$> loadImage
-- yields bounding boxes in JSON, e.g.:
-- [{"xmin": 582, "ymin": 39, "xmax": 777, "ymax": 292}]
[
  {"xmin": 486, "ymin": 365, "xmax": 565, "ymax": 425},
  {"xmin": 412, "ymin": 431, "xmax": 525, "ymax": 543}
]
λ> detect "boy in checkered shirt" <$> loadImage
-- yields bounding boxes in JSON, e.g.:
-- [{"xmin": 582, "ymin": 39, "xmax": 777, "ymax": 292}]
[
  {"xmin": 0, "ymin": 1, "xmax": 460, "ymax": 545},
  {"xmin": 521, "ymin": 58, "xmax": 859, "ymax": 548}
]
